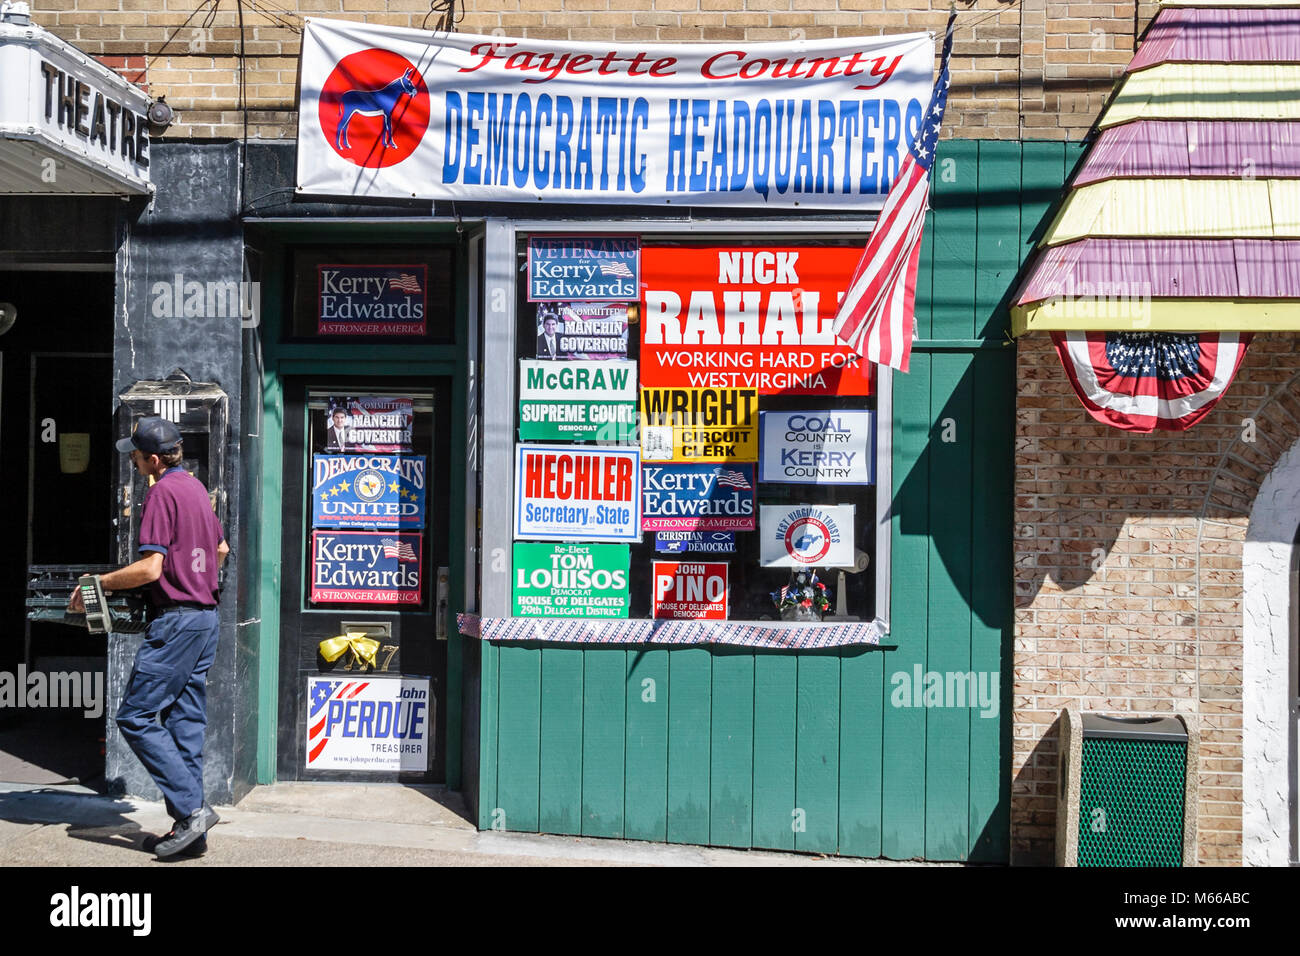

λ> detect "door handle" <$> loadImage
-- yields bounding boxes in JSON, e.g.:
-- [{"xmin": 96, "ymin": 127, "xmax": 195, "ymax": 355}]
[{"xmin": 436, "ymin": 566, "xmax": 449, "ymax": 640}]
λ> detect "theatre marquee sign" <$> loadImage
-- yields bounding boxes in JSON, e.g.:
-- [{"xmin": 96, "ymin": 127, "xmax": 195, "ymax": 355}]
[
  {"xmin": 296, "ymin": 17, "xmax": 933, "ymax": 208},
  {"xmin": 0, "ymin": 13, "xmax": 152, "ymax": 195}
]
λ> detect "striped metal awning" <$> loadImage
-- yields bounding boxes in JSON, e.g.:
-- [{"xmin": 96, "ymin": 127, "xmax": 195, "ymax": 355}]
[{"xmin": 1011, "ymin": 1, "xmax": 1300, "ymax": 336}]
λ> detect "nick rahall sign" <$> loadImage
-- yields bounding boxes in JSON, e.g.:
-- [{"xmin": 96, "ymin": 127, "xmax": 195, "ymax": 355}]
[
  {"xmin": 518, "ymin": 359, "xmax": 637, "ymax": 442},
  {"xmin": 641, "ymin": 246, "xmax": 875, "ymax": 396},
  {"xmin": 0, "ymin": 13, "xmax": 152, "ymax": 195},
  {"xmin": 296, "ymin": 18, "xmax": 933, "ymax": 207},
  {"xmin": 514, "ymin": 444, "xmax": 641, "ymax": 542},
  {"xmin": 513, "ymin": 542, "xmax": 630, "ymax": 618},
  {"xmin": 760, "ymin": 504, "xmax": 855, "ymax": 567},
  {"xmin": 759, "ymin": 410, "xmax": 874, "ymax": 485}
]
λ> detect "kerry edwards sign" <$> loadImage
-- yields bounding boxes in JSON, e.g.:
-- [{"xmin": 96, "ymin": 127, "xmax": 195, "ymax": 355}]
[
  {"xmin": 317, "ymin": 264, "xmax": 427, "ymax": 335},
  {"xmin": 296, "ymin": 18, "xmax": 933, "ymax": 208},
  {"xmin": 514, "ymin": 444, "xmax": 641, "ymax": 541},
  {"xmin": 528, "ymin": 236, "xmax": 638, "ymax": 301},
  {"xmin": 305, "ymin": 676, "xmax": 430, "ymax": 772},
  {"xmin": 311, "ymin": 530, "xmax": 423, "ymax": 604},
  {"xmin": 642, "ymin": 463, "xmax": 755, "ymax": 531}
]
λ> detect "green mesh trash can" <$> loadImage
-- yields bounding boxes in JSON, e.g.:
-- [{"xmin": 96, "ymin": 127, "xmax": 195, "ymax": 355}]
[{"xmin": 1056, "ymin": 709, "xmax": 1196, "ymax": 867}]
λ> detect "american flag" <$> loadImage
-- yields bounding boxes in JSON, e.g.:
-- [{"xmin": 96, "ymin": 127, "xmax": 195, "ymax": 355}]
[
  {"xmin": 306, "ymin": 679, "xmax": 368, "ymax": 764},
  {"xmin": 382, "ymin": 537, "xmax": 418, "ymax": 562},
  {"xmin": 389, "ymin": 273, "xmax": 423, "ymax": 294},
  {"xmin": 715, "ymin": 468, "xmax": 752, "ymax": 490},
  {"xmin": 832, "ymin": 9, "xmax": 956, "ymax": 373},
  {"xmin": 598, "ymin": 261, "xmax": 633, "ymax": 278}
]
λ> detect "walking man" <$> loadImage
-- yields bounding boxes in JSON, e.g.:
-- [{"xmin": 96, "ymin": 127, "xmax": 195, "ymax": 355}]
[{"xmin": 71, "ymin": 416, "xmax": 228, "ymax": 858}]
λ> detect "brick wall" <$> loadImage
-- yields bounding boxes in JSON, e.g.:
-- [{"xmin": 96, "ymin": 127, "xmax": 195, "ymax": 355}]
[
  {"xmin": 29, "ymin": 0, "xmax": 1160, "ymax": 140},
  {"xmin": 1013, "ymin": 331, "xmax": 1300, "ymax": 866}
]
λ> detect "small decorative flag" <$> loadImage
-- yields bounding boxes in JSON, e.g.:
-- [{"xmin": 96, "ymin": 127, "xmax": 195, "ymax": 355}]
[
  {"xmin": 1051, "ymin": 330, "xmax": 1253, "ymax": 432},
  {"xmin": 833, "ymin": 7, "xmax": 956, "ymax": 373}
]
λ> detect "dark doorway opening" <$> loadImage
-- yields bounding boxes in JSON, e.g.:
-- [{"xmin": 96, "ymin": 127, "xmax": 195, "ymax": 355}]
[{"xmin": 0, "ymin": 270, "xmax": 114, "ymax": 786}]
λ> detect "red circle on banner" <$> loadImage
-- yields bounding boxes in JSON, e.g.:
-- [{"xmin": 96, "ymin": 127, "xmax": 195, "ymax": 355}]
[
  {"xmin": 318, "ymin": 49, "xmax": 430, "ymax": 168},
  {"xmin": 785, "ymin": 517, "xmax": 832, "ymax": 565}
]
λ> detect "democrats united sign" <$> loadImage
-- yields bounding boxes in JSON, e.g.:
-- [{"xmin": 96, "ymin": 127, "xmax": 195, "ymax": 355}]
[
  {"xmin": 296, "ymin": 20, "xmax": 933, "ymax": 208},
  {"xmin": 639, "ymin": 387, "xmax": 758, "ymax": 463},
  {"xmin": 642, "ymin": 246, "xmax": 875, "ymax": 396},
  {"xmin": 759, "ymin": 410, "xmax": 874, "ymax": 485},
  {"xmin": 312, "ymin": 455, "xmax": 427, "ymax": 529},
  {"xmin": 642, "ymin": 463, "xmax": 755, "ymax": 531},
  {"xmin": 317, "ymin": 264, "xmax": 426, "ymax": 335},
  {"xmin": 305, "ymin": 676, "xmax": 431, "ymax": 772},
  {"xmin": 529, "ymin": 237, "xmax": 638, "ymax": 301},
  {"xmin": 513, "ymin": 542, "xmax": 630, "ymax": 618},
  {"xmin": 311, "ymin": 530, "xmax": 423, "ymax": 604},
  {"xmin": 760, "ymin": 504, "xmax": 855, "ymax": 567},
  {"xmin": 518, "ymin": 359, "xmax": 637, "ymax": 442},
  {"xmin": 514, "ymin": 444, "xmax": 641, "ymax": 541}
]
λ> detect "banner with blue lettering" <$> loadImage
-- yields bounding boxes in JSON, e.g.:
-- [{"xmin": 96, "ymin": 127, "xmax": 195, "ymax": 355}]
[
  {"xmin": 297, "ymin": 19, "xmax": 933, "ymax": 208},
  {"xmin": 312, "ymin": 454, "xmax": 427, "ymax": 529}
]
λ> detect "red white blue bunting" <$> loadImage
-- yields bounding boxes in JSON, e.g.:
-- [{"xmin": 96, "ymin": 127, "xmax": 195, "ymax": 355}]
[
  {"xmin": 1051, "ymin": 330, "xmax": 1252, "ymax": 432},
  {"xmin": 456, "ymin": 614, "xmax": 886, "ymax": 649}
]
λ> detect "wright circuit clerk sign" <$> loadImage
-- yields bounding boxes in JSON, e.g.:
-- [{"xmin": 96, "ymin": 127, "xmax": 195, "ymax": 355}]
[{"xmin": 295, "ymin": 19, "xmax": 934, "ymax": 207}]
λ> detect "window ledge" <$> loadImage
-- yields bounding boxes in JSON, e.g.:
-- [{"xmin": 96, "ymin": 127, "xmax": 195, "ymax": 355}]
[{"xmin": 457, "ymin": 614, "xmax": 888, "ymax": 649}]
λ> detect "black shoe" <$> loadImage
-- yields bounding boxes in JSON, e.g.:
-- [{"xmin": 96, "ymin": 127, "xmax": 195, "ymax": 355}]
[
  {"xmin": 143, "ymin": 829, "xmax": 206, "ymax": 857},
  {"xmin": 153, "ymin": 804, "xmax": 219, "ymax": 859}
]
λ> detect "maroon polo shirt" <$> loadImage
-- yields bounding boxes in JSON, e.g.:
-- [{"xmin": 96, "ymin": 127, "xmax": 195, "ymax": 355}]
[{"xmin": 138, "ymin": 467, "xmax": 225, "ymax": 606}]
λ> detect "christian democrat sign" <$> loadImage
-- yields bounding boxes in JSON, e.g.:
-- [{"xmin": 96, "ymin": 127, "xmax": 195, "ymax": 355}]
[
  {"xmin": 296, "ymin": 19, "xmax": 933, "ymax": 208},
  {"xmin": 518, "ymin": 360, "xmax": 637, "ymax": 441},
  {"xmin": 305, "ymin": 676, "xmax": 430, "ymax": 772}
]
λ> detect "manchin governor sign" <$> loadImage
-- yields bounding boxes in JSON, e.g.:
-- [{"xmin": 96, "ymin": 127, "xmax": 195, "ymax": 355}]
[
  {"xmin": 295, "ymin": 17, "xmax": 933, "ymax": 208},
  {"xmin": 0, "ymin": 12, "xmax": 152, "ymax": 195}
]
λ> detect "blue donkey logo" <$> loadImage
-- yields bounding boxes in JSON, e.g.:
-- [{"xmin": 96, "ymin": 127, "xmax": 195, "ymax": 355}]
[{"xmin": 336, "ymin": 67, "xmax": 418, "ymax": 150}]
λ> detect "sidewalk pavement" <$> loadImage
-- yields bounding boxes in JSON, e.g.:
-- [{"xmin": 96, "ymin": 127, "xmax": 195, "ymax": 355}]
[{"xmin": 0, "ymin": 781, "xmax": 933, "ymax": 867}]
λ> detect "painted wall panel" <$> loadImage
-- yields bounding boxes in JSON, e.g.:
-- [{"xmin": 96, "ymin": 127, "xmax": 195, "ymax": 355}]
[{"xmin": 480, "ymin": 140, "xmax": 1071, "ymax": 860}]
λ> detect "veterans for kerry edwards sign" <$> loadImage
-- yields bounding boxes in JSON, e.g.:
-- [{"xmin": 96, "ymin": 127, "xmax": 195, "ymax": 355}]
[{"xmin": 296, "ymin": 19, "xmax": 933, "ymax": 207}]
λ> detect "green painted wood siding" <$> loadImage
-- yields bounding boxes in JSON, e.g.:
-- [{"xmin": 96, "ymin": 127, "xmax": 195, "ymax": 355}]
[{"xmin": 478, "ymin": 140, "xmax": 1082, "ymax": 860}]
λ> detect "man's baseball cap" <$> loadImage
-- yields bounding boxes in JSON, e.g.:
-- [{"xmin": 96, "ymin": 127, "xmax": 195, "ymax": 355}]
[{"xmin": 116, "ymin": 416, "xmax": 182, "ymax": 456}]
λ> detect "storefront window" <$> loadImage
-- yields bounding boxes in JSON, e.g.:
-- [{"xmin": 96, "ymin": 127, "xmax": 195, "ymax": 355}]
[{"xmin": 512, "ymin": 234, "xmax": 878, "ymax": 623}]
